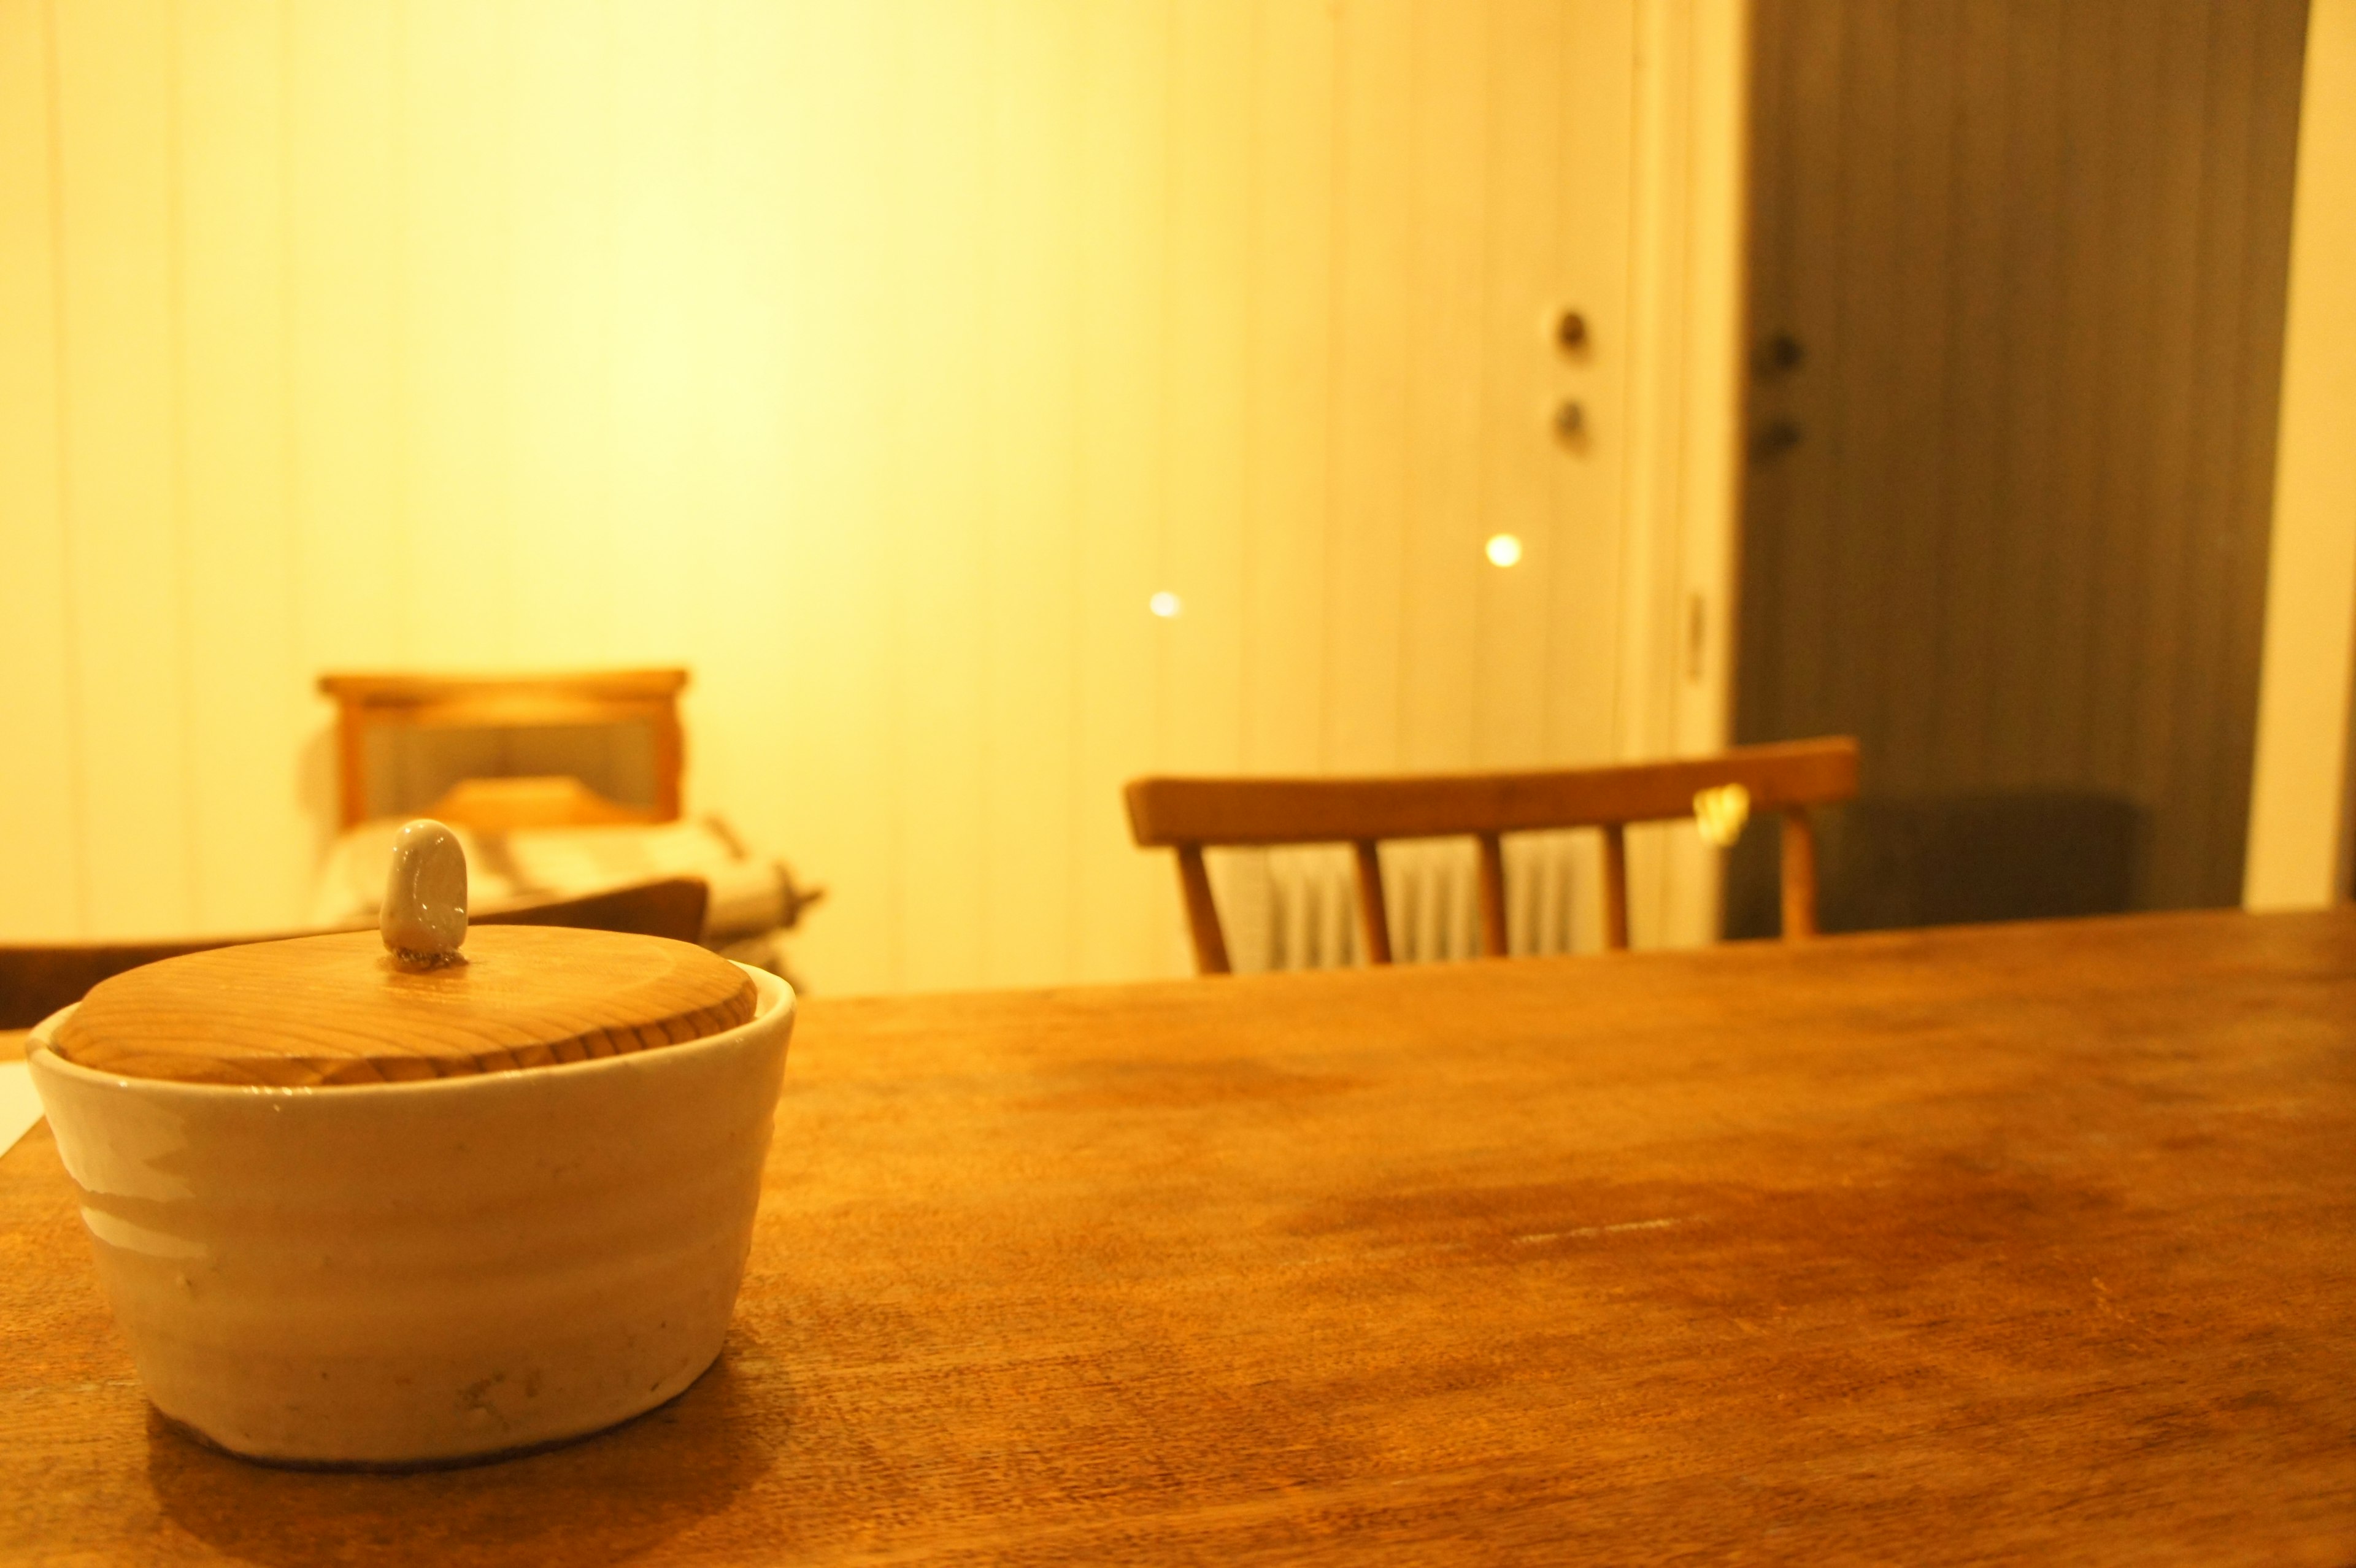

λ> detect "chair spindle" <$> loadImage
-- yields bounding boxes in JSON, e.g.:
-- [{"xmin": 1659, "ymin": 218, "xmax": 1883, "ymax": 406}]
[
  {"xmin": 1176, "ymin": 844, "xmax": 1232, "ymax": 975},
  {"xmin": 1476, "ymin": 832, "xmax": 1509, "ymax": 957},
  {"xmin": 1779, "ymin": 809, "xmax": 1819, "ymax": 939},
  {"xmin": 1352, "ymin": 840, "xmax": 1393, "ymax": 964},
  {"xmin": 1600, "ymin": 823, "xmax": 1631, "ymax": 950}
]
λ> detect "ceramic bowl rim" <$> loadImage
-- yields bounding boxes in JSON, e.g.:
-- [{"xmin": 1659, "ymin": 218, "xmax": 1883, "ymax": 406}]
[{"xmin": 27, "ymin": 961, "xmax": 794, "ymax": 1102}]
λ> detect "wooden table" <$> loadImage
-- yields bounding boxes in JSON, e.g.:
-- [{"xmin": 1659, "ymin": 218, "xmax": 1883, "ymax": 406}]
[{"xmin": 3, "ymin": 910, "xmax": 2352, "ymax": 1563}]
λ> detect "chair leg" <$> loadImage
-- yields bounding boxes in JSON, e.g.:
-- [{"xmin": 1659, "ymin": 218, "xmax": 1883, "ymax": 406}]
[
  {"xmin": 1476, "ymin": 832, "xmax": 1509, "ymax": 957},
  {"xmin": 1600, "ymin": 823, "xmax": 1630, "ymax": 950},
  {"xmin": 1780, "ymin": 808, "xmax": 1819, "ymax": 939},
  {"xmin": 1352, "ymin": 840, "xmax": 1393, "ymax": 964},
  {"xmin": 1176, "ymin": 845, "xmax": 1232, "ymax": 974}
]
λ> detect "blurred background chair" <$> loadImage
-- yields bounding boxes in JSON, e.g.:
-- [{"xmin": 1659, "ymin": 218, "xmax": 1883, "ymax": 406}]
[
  {"xmin": 1126, "ymin": 738, "xmax": 1858, "ymax": 976},
  {"xmin": 0, "ymin": 876, "xmax": 710, "ymax": 1030},
  {"xmin": 309, "ymin": 668, "xmax": 818, "ymax": 983}
]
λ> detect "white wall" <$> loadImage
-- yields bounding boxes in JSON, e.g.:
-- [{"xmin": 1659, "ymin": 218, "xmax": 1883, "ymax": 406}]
[
  {"xmin": 2246, "ymin": 0, "xmax": 2356, "ymax": 909},
  {"xmin": 0, "ymin": 0, "xmax": 1742, "ymax": 991}
]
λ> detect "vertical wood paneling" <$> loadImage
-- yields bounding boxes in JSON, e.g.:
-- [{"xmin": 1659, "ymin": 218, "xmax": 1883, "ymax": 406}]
[
  {"xmin": 402, "ymin": 0, "xmax": 512, "ymax": 670},
  {"xmin": 769, "ymin": 0, "xmax": 903, "ymax": 994},
  {"xmin": 1614, "ymin": 0, "xmax": 1693, "ymax": 942},
  {"xmin": 2081, "ymin": 0, "xmax": 2162, "ymax": 793},
  {"xmin": 54, "ymin": 0, "xmax": 193, "ymax": 934},
  {"xmin": 1546, "ymin": 0, "xmax": 1635, "ymax": 769},
  {"xmin": 1981, "ymin": 0, "xmax": 2060, "ymax": 788},
  {"xmin": 2176, "ymin": 1, "xmax": 2258, "ymax": 901},
  {"xmin": 1739, "ymin": 0, "xmax": 2309, "ymax": 914},
  {"xmin": 1323, "ymin": 0, "xmax": 1411, "ymax": 772},
  {"xmin": 1829, "ymin": 0, "xmax": 1899, "ymax": 785},
  {"xmin": 1165, "ymin": 0, "xmax": 1252, "ymax": 779},
  {"xmin": 892, "ymin": 0, "xmax": 992, "ymax": 991},
  {"xmin": 1880, "ymin": 0, "xmax": 1957, "ymax": 790},
  {"xmin": 606, "ymin": 0, "xmax": 707, "ymax": 672},
  {"xmin": 1398, "ymin": 0, "xmax": 1486, "ymax": 771},
  {"xmin": 179, "ymin": 0, "xmax": 304, "ymax": 932},
  {"xmin": 1930, "ymin": 0, "xmax": 2008, "ymax": 785},
  {"xmin": 288, "ymin": 0, "xmax": 401, "ymax": 671},
  {"xmin": 1241, "ymin": 0, "xmax": 1333, "ymax": 775},
  {"xmin": 4, "ymin": 0, "xmax": 1723, "ymax": 986},
  {"xmin": 980, "ymin": 0, "xmax": 1082, "ymax": 986},
  {"xmin": 1471, "ymin": 0, "xmax": 1560, "ymax": 769},
  {"xmin": 0, "ymin": 0, "xmax": 84, "ymax": 939},
  {"xmin": 2036, "ymin": 0, "xmax": 2111, "ymax": 781},
  {"xmin": 2128, "ymin": 1, "xmax": 2215, "ymax": 907},
  {"xmin": 1072, "ymin": 0, "xmax": 1174, "ymax": 982},
  {"xmin": 1761, "ymin": 0, "xmax": 1844, "ymax": 760},
  {"xmin": 1546, "ymin": 0, "xmax": 1639, "ymax": 951},
  {"xmin": 694, "ymin": 0, "xmax": 801, "ymax": 969},
  {"xmin": 507, "ymin": 0, "xmax": 614, "ymax": 667}
]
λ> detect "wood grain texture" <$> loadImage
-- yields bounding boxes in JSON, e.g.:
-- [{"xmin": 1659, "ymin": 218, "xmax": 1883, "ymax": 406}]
[
  {"xmin": 48, "ymin": 926, "xmax": 752, "ymax": 1086},
  {"xmin": 1, "ymin": 909, "xmax": 2351, "ymax": 1561},
  {"xmin": 0, "ymin": 876, "xmax": 715, "ymax": 1031}
]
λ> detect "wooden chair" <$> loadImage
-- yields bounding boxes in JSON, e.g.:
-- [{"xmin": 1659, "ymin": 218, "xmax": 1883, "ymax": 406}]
[
  {"xmin": 472, "ymin": 875, "xmax": 709, "ymax": 942},
  {"xmin": 0, "ymin": 877, "xmax": 710, "ymax": 1030},
  {"xmin": 1125, "ymin": 737, "xmax": 1859, "ymax": 975},
  {"xmin": 316, "ymin": 669, "xmax": 690, "ymax": 831}
]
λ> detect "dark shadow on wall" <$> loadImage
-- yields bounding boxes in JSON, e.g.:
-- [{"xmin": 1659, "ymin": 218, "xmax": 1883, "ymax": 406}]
[{"xmin": 1726, "ymin": 791, "xmax": 2144, "ymax": 940}]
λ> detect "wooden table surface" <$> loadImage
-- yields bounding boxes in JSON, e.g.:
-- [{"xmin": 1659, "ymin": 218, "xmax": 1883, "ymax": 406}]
[{"xmin": 3, "ymin": 909, "xmax": 2352, "ymax": 1564}]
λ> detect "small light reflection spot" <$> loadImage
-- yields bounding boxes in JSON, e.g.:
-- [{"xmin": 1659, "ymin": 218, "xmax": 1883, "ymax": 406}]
[
  {"xmin": 1485, "ymin": 534, "xmax": 1523, "ymax": 567},
  {"xmin": 1149, "ymin": 591, "xmax": 1183, "ymax": 618}
]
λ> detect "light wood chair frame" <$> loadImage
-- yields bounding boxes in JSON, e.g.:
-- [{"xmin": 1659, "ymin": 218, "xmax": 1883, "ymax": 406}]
[
  {"xmin": 1125, "ymin": 737, "xmax": 1860, "ymax": 975},
  {"xmin": 317, "ymin": 668, "xmax": 690, "ymax": 831}
]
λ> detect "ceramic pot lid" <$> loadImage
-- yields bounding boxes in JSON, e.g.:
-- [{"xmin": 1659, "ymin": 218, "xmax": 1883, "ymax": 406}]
[{"xmin": 48, "ymin": 820, "xmax": 755, "ymax": 1087}]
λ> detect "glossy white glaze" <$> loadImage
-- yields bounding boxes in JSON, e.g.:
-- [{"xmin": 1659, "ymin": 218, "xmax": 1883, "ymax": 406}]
[
  {"xmin": 26, "ymin": 965, "xmax": 793, "ymax": 1467},
  {"xmin": 380, "ymin": 817, "xmax": 469, "ymax": 967}
]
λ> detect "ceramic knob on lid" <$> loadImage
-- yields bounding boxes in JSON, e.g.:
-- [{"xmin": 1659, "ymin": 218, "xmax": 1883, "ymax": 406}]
[
  {"xmin": 380, "ymin": 817, "xmax": 470, "ymax": 968},
  {"xmin": 48, "ymin": 820, "xmax": 756, "ymax": 1087}
]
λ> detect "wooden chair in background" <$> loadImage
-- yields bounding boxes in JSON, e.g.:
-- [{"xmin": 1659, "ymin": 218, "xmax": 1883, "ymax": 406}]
[
  {"xmin": 1125, "ymin": 737, "xmax": 1860, "ymax": 975},
  {"xmin": 316, "ymin": 668, "xmax": 689, "ymax": 831},
  {"xmin": 0, "ymin": 877, "xmax": 711, "ymax": 1030}
]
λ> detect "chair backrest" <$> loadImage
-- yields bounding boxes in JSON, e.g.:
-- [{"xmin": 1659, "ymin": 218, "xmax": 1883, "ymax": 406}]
[
  {"xmin": 473, "ymin": 875, "xmax": 710, "ymax": 943},
  {"xmin": 1124, "ymin": 737, "xmax": 1859, "ymax": 975},
  {"xmin": 0, "ymin": 877, "xmax": 712, "ymax": 1029},
  {"xmin": 315, "ymin": 668, "xmax": 689, "ymax": 831}
]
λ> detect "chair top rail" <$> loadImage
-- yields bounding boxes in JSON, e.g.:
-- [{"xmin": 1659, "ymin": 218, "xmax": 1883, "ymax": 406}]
[{"xmin": 1125, "ymin": 737, "xmax": 1858, "ymax": 848}]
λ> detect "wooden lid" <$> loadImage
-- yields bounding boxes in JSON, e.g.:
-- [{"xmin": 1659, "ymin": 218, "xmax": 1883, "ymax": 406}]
[{"xmin": 50, "ymin": 926, "xmax": 758, "ymax": 1087}]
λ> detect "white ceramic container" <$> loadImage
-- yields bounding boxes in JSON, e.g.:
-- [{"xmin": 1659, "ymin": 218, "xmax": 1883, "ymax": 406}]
[{"xmin": 26, "ymin": 964, "xmax": 793, "ymax": 1468}]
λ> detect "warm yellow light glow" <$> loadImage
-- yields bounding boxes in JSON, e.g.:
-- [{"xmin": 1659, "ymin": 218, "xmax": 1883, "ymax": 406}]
[
  {"xmin": 1485, "ymin": 534, "xmax": 1523, "ymax": 567},
  {"xmin": 1693, "ymin": 782, "xmax": 1752, "ymax": 847},
  {"xmin": 1149, "ymin": 591, "xmax": 1182, "ymax": 618}
]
